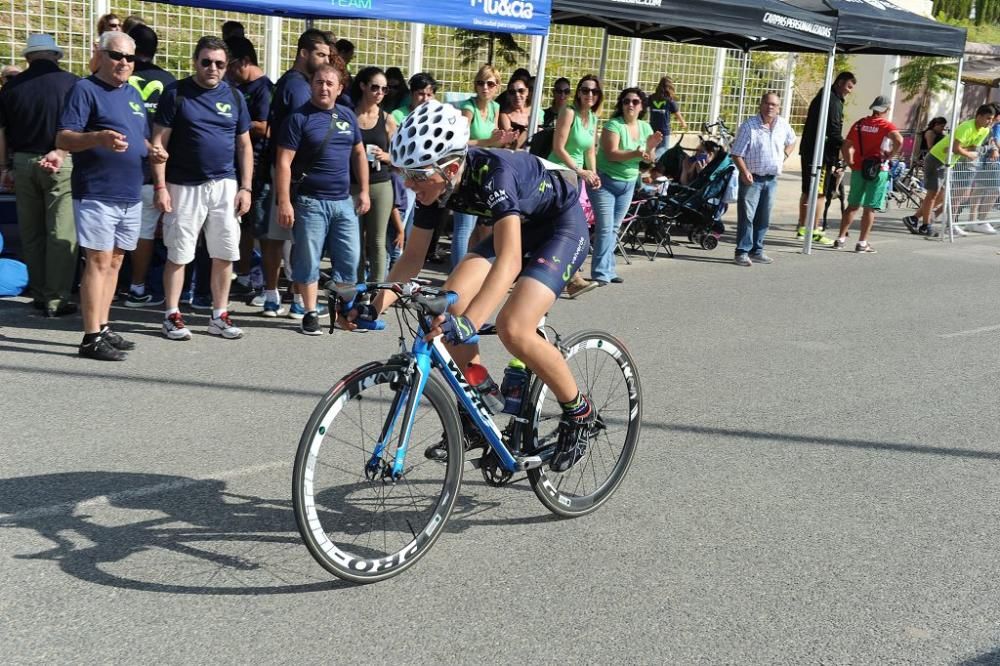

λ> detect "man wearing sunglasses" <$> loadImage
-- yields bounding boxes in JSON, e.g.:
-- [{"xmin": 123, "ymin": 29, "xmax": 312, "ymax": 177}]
[
  {"xmin": 57, "ymin": 31, "xmax": 167, "ymax": 360},
  {"xmin": 347, "ymin": 100, "xmax": 598, "ymax": 473},
  {"xmin": 152, "ymin": 36, "xmax": 252, "ymax": 342},
  {"xmin": 0, "ymin": 34, "xmax": 78, "ymax": 319}
]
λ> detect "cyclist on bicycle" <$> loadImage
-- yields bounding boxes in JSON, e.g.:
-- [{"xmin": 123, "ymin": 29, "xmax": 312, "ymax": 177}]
[{"xmin": 345, "ymin": 99, "xmax": 594, "ymax": 472}]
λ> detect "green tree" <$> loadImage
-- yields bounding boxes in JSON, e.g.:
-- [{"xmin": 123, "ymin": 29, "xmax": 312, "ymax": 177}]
[
  {"xmin": 453, "ymin": 30, "xmax": 528, "ymax": 67},
  {"xmin": 893, "ymin": 56, "xmax": 958, "ymax": 160}
]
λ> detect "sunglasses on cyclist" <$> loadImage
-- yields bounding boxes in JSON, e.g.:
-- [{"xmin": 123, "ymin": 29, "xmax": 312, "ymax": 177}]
[
  {"xmin": 396, "ymin": 158, "xmax": 462, "ymax": 183},
  {"xmin": 199, "ymin": 58, "xmax": 227, "ymax": 69},
  {"xmin": 103, "ymin": 50, "xmax": 136, "ymax": 63},
  {"xmin": 475, "ymin": 80, "xmax": 498, "ymax": 89}
]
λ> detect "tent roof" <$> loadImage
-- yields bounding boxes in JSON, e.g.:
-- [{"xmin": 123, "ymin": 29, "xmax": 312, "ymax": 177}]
[
  {"xmin": 784, "ymin": 0, "xmax": 966, "ymax": 57},
  {"xmin": 146, "ymin": 0, "xmax": 551, "ymax": 35},
  {"xmin": 550, "ymin": 0, "xmax": 836, "ymax": 52}
]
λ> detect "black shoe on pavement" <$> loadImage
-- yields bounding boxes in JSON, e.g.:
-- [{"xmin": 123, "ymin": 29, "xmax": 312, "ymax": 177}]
[
  {"xmin": 101, "ymin": 325, "xmax": 136, "ymax": 351},
  {"xmin": 425, "ymin": 411, "xmax": 488, "ymax": 462},
  {"xmin": 79, "ymin": 335, "xmax": 127, "ymax": 361},
  {"xmin": 550, "ymin": 398, "xmax": 598, "ymax": 473},
  {"xmin": 300, "ymin": 310, "xmax": 323, "ymax": 336},
  {"xmin": 902, "ymin": 215, "xmax": 920, "ymax": 235},
  {"xmin": 45, "ymin": 302, "xmax": 78, "ymax": 318}
]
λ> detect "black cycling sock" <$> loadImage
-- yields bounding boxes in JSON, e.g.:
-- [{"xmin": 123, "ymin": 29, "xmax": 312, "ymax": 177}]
[
  {"xmin": 560, "ymin": 393, "xmax": 591, "ymax": 419},
  {"xmin": 82, "ymin": 332, "xmax": 100, "ymax": 345}
]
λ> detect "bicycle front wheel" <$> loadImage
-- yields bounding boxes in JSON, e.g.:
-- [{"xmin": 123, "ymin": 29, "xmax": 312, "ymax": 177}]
[
  {"xmin": 526, "ymin": 330, "xmax": 642, "ymax": 517},
  {"xmin": 292, "ymin": 362, "xmax": 463, "ymax": 583}
]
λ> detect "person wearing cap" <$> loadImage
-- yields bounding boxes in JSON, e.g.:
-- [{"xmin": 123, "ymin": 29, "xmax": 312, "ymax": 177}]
[
  {"xmin": 56, "ymin": 31, "xmax": 167, "ymax": 360},
  {"xmin": 833, "ymin": 95, "xmax": 903, "ymax": 253},
  {"xmin": 905, "ymin": 104, "xmax": 996, "ymax": 238},
  {"xmin": 0, "ymin": 34, "xmax": 80, "ymax": 317}
]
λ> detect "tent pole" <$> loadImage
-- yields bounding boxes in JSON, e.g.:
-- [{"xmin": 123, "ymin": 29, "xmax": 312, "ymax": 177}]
[
  {"xmin": 781, "ymin": 54, "xmax": 796, "ymax": 119},
  {"xmin": 527, "ymin": 34, "xmax": 549, "ymax": 139},
  {"xmin": 305, "ymin": 18, "xmax": 314, "ymax": 29},
  {"xmin": 942, "ymin": 56, "xmax": 965, "ymax": 242},
  {"xmin": 802, "ymin": 47, "xmax": 835, "ymax": 255},
  {"xmin": 737, "ymin": 49, "xmax": 750, "ymax": 121},
  {"xmin": 264, "ymin": 16, "xmax": 282, "ymax": 83},
  {"xmin": 598, "ymin": 30, "xmax": 610, "ymax": 82},
  {"xmin": 709, "ymin": 48, "xmax": 726, "ymax": 124},
  {"xmin": 626, "ymin": 38, "xmax": 642, "ymax": 87},
  {"xmin": 409, "ymin": 23, "xmax": 425, "ymax": 75}
]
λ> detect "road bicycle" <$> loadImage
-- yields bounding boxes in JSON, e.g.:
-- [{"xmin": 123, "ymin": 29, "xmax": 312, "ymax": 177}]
[{"xmin": 292, "ymin": 281, "xmax": 643, "ymax": 583}]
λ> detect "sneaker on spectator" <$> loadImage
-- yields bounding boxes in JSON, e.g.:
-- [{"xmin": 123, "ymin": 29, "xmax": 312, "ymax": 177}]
[
  {"xmin": 125, "ymin": 288, "xmax": 164, "ymax": 308},
  {"xmin": 902, "ymin": 215, "xmax": 920, "ymax": 234},
  {"xmin": 854, "ymin": 242, "xmax": 877, "ymax": 253},
  {"xmin": 261, "ymin": 300, "xmax": 287, "ymax": 317},
  {"xmin": 795, "ymin": 226, "xmax": 806, "ymax": 238},
  {"xmin": 289, "ymin": 302, "xmax": 329, "ymax": 320},
  {"xmin": 163, "ymin": 312, "xmax": 192, "ymax": 341},
  {"xmin": 78, "ymin": 335, "xmax": 127, "ymax": 361},
  {"xmin": 300, "ymin": 310, "xmax": 323, "ymax": 336},
  {"xmin": 749, "ymin": 252, "xmax": 773, "ymax": 264},
  {"xmin": 191, "ymin": 294, "xmax": 214, "ymax": 310},
  {"xmin": 566, "ymin": 276, "xmax": 599, "ymax": 299},
  {"xmin": 972, "ymin": 222, "xmax": 998, "ymax": 234},
  {"xmin": 920, "ymin": 224, "xmax": 934, "ymax": 236},
  {"xmin": 812, "ymin": 231, "xmax": 834, "ymax": 246},
  {"xmin": 229, "ymin": 278, "xmax": 255, "ymax": 298},
  {"xmin": 101, "ymin": 325, "xmax": 136, "ymax": 351},
  {"xmin": 208, "ymin": 312, "xmax": 243, "ymax": 339},
  {"xmin": 180, "ymin": 289, "xmax": 193, "ymax": 305},
  {"xmin": 734, "ymin": 254, "xmax": 752, "ymax": 266},
  {"xmin": 833, "ymin": 238, "xmax": 846, "ymax": 249},
  {"xmin": 951, "ymin": 224, "xmax": 968, "ymax": 237},
  {"xmin": 249, "ymin": 292, "xmax": 266, "ymax": 307}
]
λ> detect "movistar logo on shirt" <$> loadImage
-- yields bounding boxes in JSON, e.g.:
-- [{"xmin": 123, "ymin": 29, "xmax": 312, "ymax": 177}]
[
  {"xmin": 129, "ymin": 76, "xmax": 163, "ymax": 101},
  {"xmin": 128, "ymin": 101, "xmax": 145, "ymax": 117},
  {"xmin": 216, "ymin": 102, "xmax": 233, "ymax": 117},
  {"xmin": 336, "ymin": 120, "xmax": 351, "ymax": 134},
  {"xmin": 471, "ymin": 0, "xmax": 534, "ymax": 19}
]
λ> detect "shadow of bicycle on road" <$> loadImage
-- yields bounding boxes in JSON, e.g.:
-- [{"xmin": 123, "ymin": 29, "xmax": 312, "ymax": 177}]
[{"xmin": 0, "ymin": 470, "xmax": 555, "ymax": 595}]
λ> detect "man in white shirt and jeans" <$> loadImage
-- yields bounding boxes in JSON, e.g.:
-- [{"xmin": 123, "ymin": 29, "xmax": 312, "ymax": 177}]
[{"xmin": 730, "ymin": 91, "xmax": 796, "ymax": 266}]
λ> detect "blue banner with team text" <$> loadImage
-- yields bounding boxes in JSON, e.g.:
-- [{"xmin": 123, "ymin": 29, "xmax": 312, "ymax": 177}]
[{"xmin": 162, "ymin": 0, "xmax": 551, "ymax": 35}]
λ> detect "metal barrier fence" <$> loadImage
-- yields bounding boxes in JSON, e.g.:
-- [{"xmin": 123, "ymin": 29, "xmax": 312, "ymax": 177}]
[
  {"xmin": 1, "ymin": 1, "xmax": 813, "ymax": 130},
  {"xmin": 947, "ymin": 148, "xmax": 1000, "ymax": 236}
]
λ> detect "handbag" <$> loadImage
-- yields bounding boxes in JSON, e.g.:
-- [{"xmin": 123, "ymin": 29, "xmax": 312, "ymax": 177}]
[
  {"xmin": 290, "ymin": 112, "xmax": 340, "ymax": 197},
  {"xmin": 857, "ymin": 123, "xmax": 881, "ymax": 181}
]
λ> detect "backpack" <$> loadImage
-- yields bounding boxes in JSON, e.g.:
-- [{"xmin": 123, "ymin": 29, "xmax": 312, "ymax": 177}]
[{"xmin": 528, "ymin": 126, "xmax": 555, "ymax": 158}]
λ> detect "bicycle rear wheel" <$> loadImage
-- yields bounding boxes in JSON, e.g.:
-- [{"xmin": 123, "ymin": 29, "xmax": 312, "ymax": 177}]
[
  {"xmin": 292, "ymin": 362, "xmax": 463, "ymax": 583},
  {"xmin": 525, "ymin": 330, "xmax": 642, "ymax": 517}
]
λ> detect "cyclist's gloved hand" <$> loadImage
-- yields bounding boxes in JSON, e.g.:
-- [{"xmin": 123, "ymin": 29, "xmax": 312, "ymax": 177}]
[
  {"xmin": 439, "ymin": 313, "xmax": 479, "ymax": 345},
  {"xmin": 352, "ymin": 303, "xmax": 385, "ymax": 331}
]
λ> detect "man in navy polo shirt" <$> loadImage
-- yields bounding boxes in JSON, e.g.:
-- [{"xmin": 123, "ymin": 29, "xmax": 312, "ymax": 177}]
[
  {"xmin": 258, "ymin": 28, "xmax": 333, "ymax": 319},
  {"xmin": 56, "ymin": 31, "xmax": 167, "ymax": 361},
  {"xmin": 224, "ymin": 35, "xmax": 273, "ymax": 301},
  {"xmin": 152, "ymin": 35, "xmax": 252, "ymax": 342}
]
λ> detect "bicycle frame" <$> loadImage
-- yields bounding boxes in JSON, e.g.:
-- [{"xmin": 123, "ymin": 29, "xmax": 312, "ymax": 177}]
[{"xmin": 366, "ymin": 334, "xmax": 532, "ymax": 479}]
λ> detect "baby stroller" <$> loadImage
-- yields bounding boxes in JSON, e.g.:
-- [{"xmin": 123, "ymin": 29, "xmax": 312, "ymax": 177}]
[{"xmin": 655, "ymin": 149, "xmax": 736, "ymax": 250}]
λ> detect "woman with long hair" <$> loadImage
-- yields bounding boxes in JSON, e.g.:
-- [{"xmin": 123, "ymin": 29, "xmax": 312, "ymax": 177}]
[
  {"xmin": 499, "ymin": 74, "xmax": 532, "ymax": 150},
  {"xmin": 547, "ymin": 75, "xmax": 603, "ymax": 298},
  {"xmin": 451, "ymin": 65, "xmax": 515, "ymax": 267},
  {"xmin": 543, "ymin": 77, "xmax": 572, "ymax": 128},
  {"xmin": 89, "ymin": 13, "xmax": 122, "ymax": 73},
  {"xmin": 350, "ymin": 66, "xmax": 398, "ymax": 284},
  {"xmin": 648, "ymin": 76, "xmax": 687, "ymax": 161},
  {"xmin": 918, "ymin": 116, "xmax": 947, "ymax": 162},
  {"xmin": 587, "ymin": 87, "xmax": 662, "ymax": 286}
]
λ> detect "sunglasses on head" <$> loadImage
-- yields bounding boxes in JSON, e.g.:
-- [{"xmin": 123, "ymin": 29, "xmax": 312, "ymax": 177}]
[
  {"xmin": 199, "ymin": 58, "xmax": 227, "ymax": 69},
  {"xmin": 104, "ymin": 50, "xmax": 136, "ymax": 63},
  {"xmin": 369, "ymin": 83, "xmax": 388, "ymax": 93},
  {"xmin": 475, "ymin": 79, "xmax": 498, "ymax": 89},
  {"xmin": 623, "ymin": 98, "xmax": 642, "ymax": 107}
]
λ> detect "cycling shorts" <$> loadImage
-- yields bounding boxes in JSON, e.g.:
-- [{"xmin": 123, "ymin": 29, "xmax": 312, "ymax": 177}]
[{"xmin": 469, "ymin": 203, "xmax": 590, "ymax": 297}]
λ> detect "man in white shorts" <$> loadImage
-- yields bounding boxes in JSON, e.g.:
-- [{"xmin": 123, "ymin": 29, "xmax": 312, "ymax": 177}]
[
  {"xmin": 57, "ymin": 31, "xmax": 167, "ymax": 361},
  {"xmin": 152, "ymin": 35, "xmax": 252, "ymax": 340}
]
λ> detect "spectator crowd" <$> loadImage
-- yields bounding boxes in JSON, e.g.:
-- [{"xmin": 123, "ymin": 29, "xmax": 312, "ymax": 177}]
[{"xmin": 2, "ymin": 14, "xmax": 999, "ymax": 361}]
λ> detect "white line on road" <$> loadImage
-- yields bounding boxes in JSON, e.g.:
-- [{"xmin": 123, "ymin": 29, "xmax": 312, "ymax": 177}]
[
  {"xmin": 1, "ymin": 461, "xmax": 288, "ymax": 523},
  {"xmin": 939, "ymin": 324, "xmax": 1000, "ymax": 339}
]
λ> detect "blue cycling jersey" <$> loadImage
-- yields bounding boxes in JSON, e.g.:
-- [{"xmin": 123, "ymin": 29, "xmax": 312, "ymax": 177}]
[{"xmin": 413, "ymin": 147, "xmax": 578, "ymax": 230}]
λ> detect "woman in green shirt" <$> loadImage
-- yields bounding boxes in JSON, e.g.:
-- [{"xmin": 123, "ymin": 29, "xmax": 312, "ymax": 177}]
[{"xmin": 588, "ymin": 87, "xmax": 661, "ymax": 285}]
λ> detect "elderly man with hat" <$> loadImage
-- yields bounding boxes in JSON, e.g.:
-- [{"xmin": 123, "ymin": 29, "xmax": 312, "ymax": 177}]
[
  {"xmin": 833, "ymin": 95, "xmax": 903, "ymax": 253},
  {"xmin": 0, "ymin": 34, "xmax": 80, "ymax": 316}
]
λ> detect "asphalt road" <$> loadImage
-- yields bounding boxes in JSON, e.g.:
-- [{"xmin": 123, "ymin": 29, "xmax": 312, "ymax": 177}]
[{"xmin": 2, "ymin": 197, "xmax": 999, "ymax": 663}]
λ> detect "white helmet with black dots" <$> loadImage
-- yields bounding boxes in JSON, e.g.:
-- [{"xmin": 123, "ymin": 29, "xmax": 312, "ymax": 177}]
[{"xmin": 390, "ymin": 99, "xmax": 470, "ymax": 169}]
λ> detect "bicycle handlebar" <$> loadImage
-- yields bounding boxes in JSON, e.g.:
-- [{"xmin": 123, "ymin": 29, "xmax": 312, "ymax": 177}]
[{"xmin": 328, "ymin": 281, "xmax": 459, "ymax": 326}]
